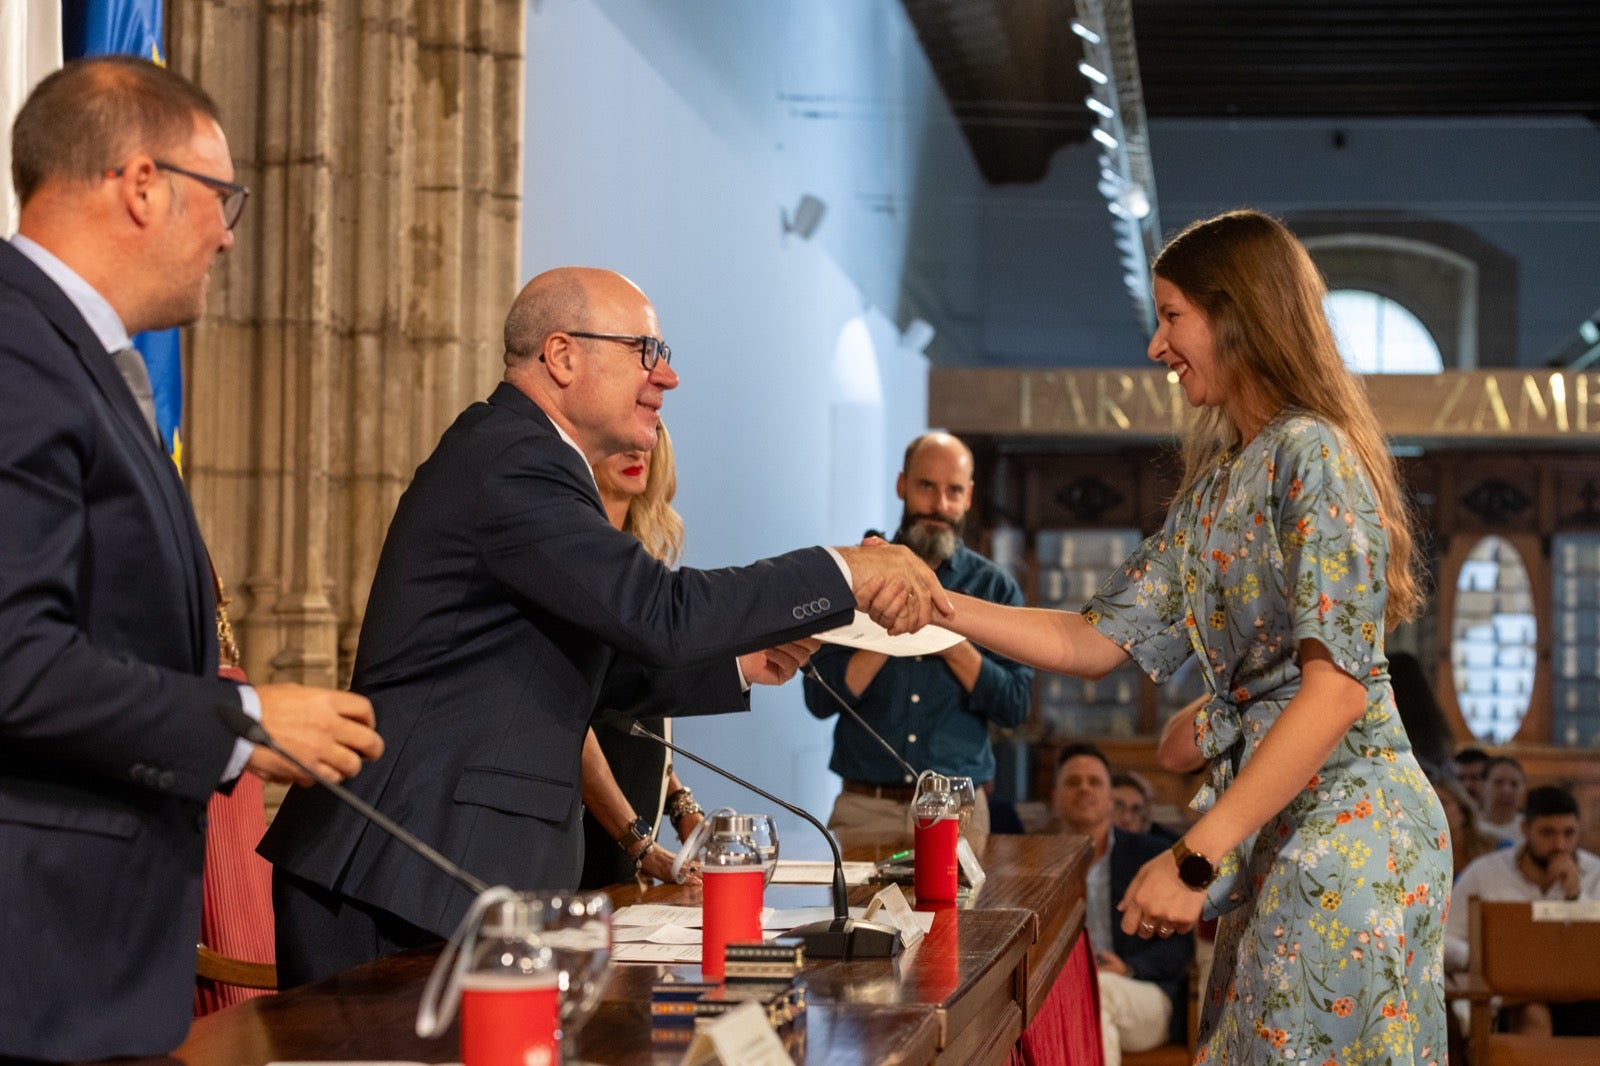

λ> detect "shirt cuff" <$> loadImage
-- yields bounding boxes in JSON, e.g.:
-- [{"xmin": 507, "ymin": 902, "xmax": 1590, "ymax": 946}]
[
  {"xmin": 735, "ymin": 656, "xmax": 751, "ymax": 692},
  {"xmin": 221, "ymin": 684, "xmax": 263, "ymax": 783},
  {"xmin": 823, "ymin": 545, "xmax": 852, "ymax": 586}
]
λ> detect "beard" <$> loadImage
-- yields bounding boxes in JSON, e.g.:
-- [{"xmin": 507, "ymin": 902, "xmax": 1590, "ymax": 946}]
[
  {"xmin": 898, "ymin": 509, "xmax": 965, "ymax": 566},
  {"xmin": 1525, "ymin": 846, "xmax": 1561, "ymax": 870}
]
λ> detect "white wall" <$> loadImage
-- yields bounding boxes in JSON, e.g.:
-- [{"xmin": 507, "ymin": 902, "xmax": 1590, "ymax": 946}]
[{"xmin": 523, "ymin": 0, "xmax": 973, "ymax": 850}]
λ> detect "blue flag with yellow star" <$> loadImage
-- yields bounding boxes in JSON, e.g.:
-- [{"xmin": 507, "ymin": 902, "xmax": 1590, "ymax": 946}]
[{"xmin": 67, "ymin": 0, "xmax": 184, "ymax": 468}]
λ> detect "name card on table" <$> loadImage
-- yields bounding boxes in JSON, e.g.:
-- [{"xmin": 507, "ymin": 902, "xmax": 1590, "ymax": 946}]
[
  {"xmin": 957, "ymin": 837, "xmax": 987, "ymax": 891},
  {"xmin": 1532, "ymin": 899, "xmax": 1600, "ymax": 922},
  {"xmin": 681, "ymin": 1000, "xmax": 792, "ymax": 1066},
  {"xmin": 863, "ymin": 885, "xmax": 932, "ymax": 949}
]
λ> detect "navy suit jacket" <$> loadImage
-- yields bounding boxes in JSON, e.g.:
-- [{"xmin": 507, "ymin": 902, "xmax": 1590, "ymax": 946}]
[
  {"xmin": 1110, "ymin": 829, "xmax": 1195, "ymax": 1045},
  {"xmin": 260, "ymin": 382, "xmax": 852, "ymax": 937},
  {"xmin": 0, "ymin": 239, "xmax": 244, "ymax": 1060}
]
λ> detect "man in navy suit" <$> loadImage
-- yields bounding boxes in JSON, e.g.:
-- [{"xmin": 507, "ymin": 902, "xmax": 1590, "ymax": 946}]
[
  {"xmin": 1053, "ymin": 744, "xmax": 1192, "ymax": 1062},
  {"xmin": 261, "ymin": 265, "xmax": 952, "ymax": 986},
  {"xmin": 0, "ymin": 58, "xmax": 384, "ymax": 1061}
]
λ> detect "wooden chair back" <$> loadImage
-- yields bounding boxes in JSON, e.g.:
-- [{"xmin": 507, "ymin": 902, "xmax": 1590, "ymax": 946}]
[{"xmin": 1466, "ymin": 897, "xmax": 1600, "ymax": 1066}]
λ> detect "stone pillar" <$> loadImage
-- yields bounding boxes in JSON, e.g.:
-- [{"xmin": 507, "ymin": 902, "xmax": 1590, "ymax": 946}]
[{"xmin": 169, "ymin": 1, "xmax": 524, "ymax": 688}]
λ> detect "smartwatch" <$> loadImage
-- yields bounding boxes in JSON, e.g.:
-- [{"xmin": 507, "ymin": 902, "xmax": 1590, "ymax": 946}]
[
  {"xmin": 617, "ymin": 816, "xmax": 654, "ymax": 855},
  {"xmin": 1172, "ymin": 838, "xmax": 1216, "ymax": 891}
]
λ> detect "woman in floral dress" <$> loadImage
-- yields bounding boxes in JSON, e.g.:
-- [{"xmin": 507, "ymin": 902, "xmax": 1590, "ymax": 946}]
[{"xmin": 941, "ymin": 210, "xmax": 1450, "ymax": 1064}]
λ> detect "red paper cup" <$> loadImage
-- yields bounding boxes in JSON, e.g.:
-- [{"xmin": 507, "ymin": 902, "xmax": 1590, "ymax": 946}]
[
  {"xmin": 459, "ymin": 971, "xmax": 560, "ymax": 1066},
  {"xmin": 914, "ymin": 816, "xmax": 960, "ymax": 903},
  {"xmin": 701, "ymin": 866, "xmax": 764, "ymax": 980}
]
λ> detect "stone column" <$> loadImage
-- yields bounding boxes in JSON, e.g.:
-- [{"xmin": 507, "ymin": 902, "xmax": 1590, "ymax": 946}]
[{"xmin": 169, "ymin": 1, "xmax": 524, "ymax": 688}]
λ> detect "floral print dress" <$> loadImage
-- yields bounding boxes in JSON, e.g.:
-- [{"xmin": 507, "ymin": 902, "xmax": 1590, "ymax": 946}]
[{"xmin": 1084, "ymin": 410, "xmax": 1451, "ymax": 1066}]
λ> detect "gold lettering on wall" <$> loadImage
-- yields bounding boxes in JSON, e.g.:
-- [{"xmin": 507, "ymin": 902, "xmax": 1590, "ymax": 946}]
[
  {"xmin": 1432, "ymin": 376, "xmax": 1472, "ymax": 431},
  {"xmin": 931, "ymin": 370, "xmax": 1600, "ymax": 442},
  {"xmin": 1470, "ymin": 376, "xmax": 1512, "ymax": 431},
  {"xmin": 1095, "ymin": 374, "xmax": 1134, "ymax": 431}
]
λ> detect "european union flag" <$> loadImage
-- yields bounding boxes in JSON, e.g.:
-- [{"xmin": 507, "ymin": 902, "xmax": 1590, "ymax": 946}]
[{"xmin": 66, "ymin": 0, "xmax": 183, "ymax": 466}]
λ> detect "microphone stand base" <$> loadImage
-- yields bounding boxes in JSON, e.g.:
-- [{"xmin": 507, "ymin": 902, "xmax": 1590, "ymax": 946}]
[{"xmin": 788, "ymin": 917, "xmax": 903, "ymax": 960}]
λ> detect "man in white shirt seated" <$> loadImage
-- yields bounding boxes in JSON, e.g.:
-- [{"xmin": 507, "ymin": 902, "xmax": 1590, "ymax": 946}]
[{"xmin": 1446, "ymin": 784, "xmax": 1600, "ymax": 1036}]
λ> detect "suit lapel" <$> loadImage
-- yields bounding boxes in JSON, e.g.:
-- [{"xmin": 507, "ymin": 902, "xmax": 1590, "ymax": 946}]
[{"xmin": 0, "ymin": 243, "xmax": 212, "ymax": 666}]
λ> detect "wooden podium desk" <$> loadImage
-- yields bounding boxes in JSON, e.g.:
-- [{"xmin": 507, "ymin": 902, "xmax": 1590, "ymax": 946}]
[{"xmin": 100, "ymin": 835, "xmax": 1089, "ymax": 1066}]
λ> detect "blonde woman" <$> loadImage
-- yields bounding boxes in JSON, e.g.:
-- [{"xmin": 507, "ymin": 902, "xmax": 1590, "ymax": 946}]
[
  {"xmin": 579, "ymin": 427, "xmax": 704, "ymax": 886},
  {"xmin": 938, "ymin": 210, "xmax": 1449, "ymax": 1062}
]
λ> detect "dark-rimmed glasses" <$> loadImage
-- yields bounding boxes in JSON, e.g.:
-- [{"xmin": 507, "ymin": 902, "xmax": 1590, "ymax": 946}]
[
  {"xmin": 112, "ymin": 160, "xmax": 251, "ymax": 229},
  {"xmin": 565, "ymin": 331, "xmax": 672, "ymax": 370}
]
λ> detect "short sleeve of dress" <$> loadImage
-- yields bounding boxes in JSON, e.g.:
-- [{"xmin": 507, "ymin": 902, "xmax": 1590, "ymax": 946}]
[
  {"xmin": 1083, "ymin": 516, "xmax": 1194, "ymax": 684},
  {"xmin": 1270, "ymin": 417, "xmax": 1387, "ymax": 681}
]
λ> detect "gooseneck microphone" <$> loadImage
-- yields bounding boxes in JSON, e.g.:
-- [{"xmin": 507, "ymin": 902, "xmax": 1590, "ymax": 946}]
[
  {"xmin": 625, "ymin": 719, "xmax": 901, "ymax": 960},
  {"xmin": 803, "ymin": 663, "xmax": 920, "ymax": 782},
  {"xmin": 216, "ymin": 701, "xmax": 490, "ymax": 896}
]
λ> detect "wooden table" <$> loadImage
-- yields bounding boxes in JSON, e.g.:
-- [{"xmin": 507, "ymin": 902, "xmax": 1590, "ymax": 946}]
[{"xmin": 103, "ymin": 834, "xmax": 1090, "ymax": 1065}]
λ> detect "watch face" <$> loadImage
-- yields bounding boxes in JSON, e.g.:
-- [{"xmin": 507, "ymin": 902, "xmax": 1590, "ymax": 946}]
[{"xmin": 1178, "ymin": 852, "xmax": 1214, "ymax": 889}]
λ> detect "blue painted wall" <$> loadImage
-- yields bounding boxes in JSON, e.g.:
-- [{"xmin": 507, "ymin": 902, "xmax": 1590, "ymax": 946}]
[{"xmin": 522, "ymin": 0, "xmax": 982, "ymax": 848}]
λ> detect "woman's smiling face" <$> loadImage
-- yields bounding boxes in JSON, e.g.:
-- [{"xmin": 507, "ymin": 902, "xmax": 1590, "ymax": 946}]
[{"xmin": 1148, "ymin": 276, "xmax": 1225, "ymax": 411}]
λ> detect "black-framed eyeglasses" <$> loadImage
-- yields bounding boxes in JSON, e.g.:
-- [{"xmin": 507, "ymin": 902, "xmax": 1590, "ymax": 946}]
[
  {"xmin": 113, "ymin": 160, "xmax": 251, "ymax": 229},
  {"xmin": 565, "ymin": 331, "xmax": 672, "ymax": 370}
]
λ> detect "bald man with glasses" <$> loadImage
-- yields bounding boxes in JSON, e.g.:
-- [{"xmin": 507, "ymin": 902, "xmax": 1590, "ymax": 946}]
[{"xmin": 261, "ymin": 265, "xmax": 952, "ymax": 985}]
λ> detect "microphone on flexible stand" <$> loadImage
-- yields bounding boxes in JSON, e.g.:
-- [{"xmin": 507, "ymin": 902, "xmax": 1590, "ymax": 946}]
[
  {"xmin": 624, "ymin": 719, "xmax": 902, "ymax": 960},
  {"xmin": 216, "ymin": 701, "xmax": 491, "ymax": 897},
  {"xmin": 803, "ymin": 664, "xmax": 920, "ymax": 783}
]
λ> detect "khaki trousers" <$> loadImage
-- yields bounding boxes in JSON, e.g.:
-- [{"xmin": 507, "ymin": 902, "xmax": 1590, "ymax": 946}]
[{"xmin": 825, "ymin": 787, "xmax": 990, "ymax": 853}]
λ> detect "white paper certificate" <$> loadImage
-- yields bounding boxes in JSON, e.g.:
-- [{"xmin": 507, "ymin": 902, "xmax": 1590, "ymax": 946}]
[{"xmin": 815, "ymin": 611, "xmax": 963, "ymax": 657}]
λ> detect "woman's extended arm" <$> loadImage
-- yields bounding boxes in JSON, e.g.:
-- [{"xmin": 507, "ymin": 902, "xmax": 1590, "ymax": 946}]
[
  {"xmin": 1118, "ymin": 640, "xmax": 1367, "ymax": 934},
  {"xmin": 941, "ymin": 592, "xmax": 1130, "ymax": 678}
]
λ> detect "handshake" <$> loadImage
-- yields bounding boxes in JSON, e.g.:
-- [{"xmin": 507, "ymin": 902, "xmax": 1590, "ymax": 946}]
[
  {"xmin": 738, "ymin": 539, "xmax": 953, "ymax": 688},
  {"xmin": 836, "ymin": 538, "xmax": 954, "ymax": 635}
]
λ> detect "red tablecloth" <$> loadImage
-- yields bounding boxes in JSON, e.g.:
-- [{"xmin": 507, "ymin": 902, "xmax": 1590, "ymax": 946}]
[{"xmin": 1014, "ymin": 929, "xmax": 1105, "ymax": 1066}]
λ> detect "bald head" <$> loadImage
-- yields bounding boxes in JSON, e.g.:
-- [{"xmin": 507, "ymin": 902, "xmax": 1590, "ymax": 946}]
[
  {"xmin": 501, "ymin": 267, "xmax": 678, "ymax": 462},
  {"xmin": 504, "ymin": 267, "xmax": 644, "ymax": 367},
  {"xmin": 902, "ymin": 431, "xmax": 973, "ymax": 475}
]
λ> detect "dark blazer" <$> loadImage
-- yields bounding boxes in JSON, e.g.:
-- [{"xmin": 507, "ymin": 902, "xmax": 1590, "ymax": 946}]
[
  {"xmin": 260, "ymin": 382, "xmax": 852, "ymax": 940},
  {"xmin": 1110, "ymin": 828, "xmax": 1195, "ymax": 1045},
  {"xmin": 0, "ymin": 240, "xmax": 243, "ymax": 1060}
]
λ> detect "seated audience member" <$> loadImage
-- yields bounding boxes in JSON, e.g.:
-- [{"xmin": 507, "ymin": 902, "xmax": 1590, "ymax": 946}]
[
  {"xmin": 1110, "ymin": 769, "xmax": 1179, "ymax": 845},
  {"xmin": 1432, "ymin": 776, "xmax": 1502, "ymax": 879},
  {"xmin": 1053, "ymin": 744, "xmax": 1192, "ymax": 1063},
  {"xmin": 1455, "ymin": 746, "xmax": 1491, "ymax": 807},
  {"xmin": 1447, "ymin": 784, "xmax": 1600, "ymax": 1036},
  {"xmin": 1387, "ymin": 651, "xmax": 1457, "ymax": 782},
  {"xmin": 1478, "ymin": 754, "xmax": 1527, "ymax": 844}
]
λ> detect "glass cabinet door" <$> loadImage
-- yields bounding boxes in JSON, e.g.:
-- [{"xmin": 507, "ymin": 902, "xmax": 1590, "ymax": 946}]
[
  {"xmin": 1450, "ymin": 535, "xmax": 1535, "ymax": 744},
  {"xmin": 1034, "ymin": 528, "xmax": 1143, "ymax": 736}
]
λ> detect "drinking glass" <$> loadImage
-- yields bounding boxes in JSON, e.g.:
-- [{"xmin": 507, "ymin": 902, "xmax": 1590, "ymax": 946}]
[
  {"xmin": 745, "ymin": 813, "xmax": 780, "ymax": 885},
  {"xmin": 534, "ymin": 891, "xmax": 612, "ymax": 1059},
  {"xmin": 947, "ymin": 776, "xmax": 977, "ymax": 833}
]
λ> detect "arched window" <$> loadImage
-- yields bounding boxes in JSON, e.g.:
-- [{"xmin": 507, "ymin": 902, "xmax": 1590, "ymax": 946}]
[
  {"xmin": 1300, "ymin": 227, "xmax": 1518, "ymax": 369},
  {"xmin": 1325, "ymin": 289, "xmax": 1445, "ymax": 373}
]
